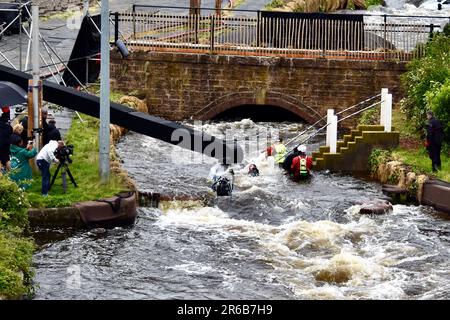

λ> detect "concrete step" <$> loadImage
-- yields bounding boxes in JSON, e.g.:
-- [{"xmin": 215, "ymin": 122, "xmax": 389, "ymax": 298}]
[
  {"xmin": 357, "ymin": 125, "xmax": 385, "ymax": 132},
  {"xmin": 312, "ymin": 152, "xmax": 322, "ymax": 159}
]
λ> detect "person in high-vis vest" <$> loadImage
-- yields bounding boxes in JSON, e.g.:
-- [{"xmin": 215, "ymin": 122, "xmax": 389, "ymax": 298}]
[
  {"xmin": 274, "ymin": 138, "xmax": 287, "ymax": 165},
  {"xmin": 291, "ymin": 145, "xmax": 313, "ymax": 180}
]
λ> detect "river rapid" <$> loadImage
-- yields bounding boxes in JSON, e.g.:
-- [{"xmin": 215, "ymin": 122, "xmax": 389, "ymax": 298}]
[
  {"xmin": 31, "ymin": 0, "xmax": 450, "ymax": 300},
  {"xmin": 33, "ymin": 119, "xmax": 450, "ymax": 300}
]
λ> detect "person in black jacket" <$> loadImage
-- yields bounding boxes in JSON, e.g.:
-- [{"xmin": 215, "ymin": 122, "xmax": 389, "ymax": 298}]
[
  {"xmin": 46, "ymin": 119, "xmax": 62, "ymax": 143},
  {"xmin": 425, "ymin": 110, "xmax": 444, "ymax": 172},
  {"xmin": 0, "ymin": 107, "xmax": 13, "ymax": 171}
]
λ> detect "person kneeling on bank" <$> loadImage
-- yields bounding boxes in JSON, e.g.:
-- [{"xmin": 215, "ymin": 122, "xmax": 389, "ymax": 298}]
[
  {"xmin": 36, "ymin": 140, "xmax": 64, "ymax": 196},
  {"xmin": 9, "ymin": 135, "xmax": 37, "ymax": 189}
]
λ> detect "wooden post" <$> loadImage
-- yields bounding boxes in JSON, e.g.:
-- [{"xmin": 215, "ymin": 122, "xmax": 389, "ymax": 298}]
[
  {"xmin": 215, "ymin": 0, "xmax": 222, "ymax": 19},
  {"xmin": 190, "ymin": 0, "xmax": 201, "ymax": 15},
  {"xmin": 27, "ymin": 79, "xmax": 33, "ymax": 140},
  {"xmin": 27, "ymin": 79, "xmax": 43, "ymax": 143}
]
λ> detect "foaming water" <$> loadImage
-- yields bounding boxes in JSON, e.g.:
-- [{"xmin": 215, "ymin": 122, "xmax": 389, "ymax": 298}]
[{"xmin": 32, "ymin": 119, "xmax": 450, "ymax": 300}]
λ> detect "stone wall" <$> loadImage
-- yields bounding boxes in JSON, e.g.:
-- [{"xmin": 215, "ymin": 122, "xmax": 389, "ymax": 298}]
[{"xmin": 110, "ymin": 50, "xmax": 406, "ymax": 126}]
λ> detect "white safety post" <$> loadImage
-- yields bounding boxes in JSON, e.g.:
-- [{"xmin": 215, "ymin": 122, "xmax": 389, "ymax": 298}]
[
  {"xmin": 380, "ymin": 88, "xmax": 388, "ymax": 130},
  {"xmin": 83, "ymin": 0, "xmax": 90, "ymax": 16},
  {"xmin": 31, "ymin": 6, "xmax": 40, "ymax": 151},
  {"xmin": 329, "ymin": 115, "xmax": 338, "ymax": 154},
  {"xmin": 385, "ymin": 93, "xmax": 392, "ymax": 132},
  {"xmin": 326, "ymin": 109, "xmax": 334, "ymax": 147}
]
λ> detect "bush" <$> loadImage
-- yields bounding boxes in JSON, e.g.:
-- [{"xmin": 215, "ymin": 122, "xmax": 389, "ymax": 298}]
[
  {"xmin": 0, "ymin": 232, "xmax": 34, "ymax": 299},
  {"xmin": 265, "ymin": 0, "xmax": 284, "ymax": 10},
  {"xmin": 0, "ymin": 175, "xmax": 34, "ymax": 299},
  {"xmin": 0, "ymin": 175, "xmax": 30, "ymax": 230},
  {"xmin": 425, "ymin": 79, "xmax": 450, "ymax": 145},
  {"xmin": 401, "ymin": 28, "xmax": 450, "ymax": 145},
  {"xmin": 359, "ymin": 108, "xmax": 379, "ymax": 125},
  {"xmin": 368, "ymin": 149, "xmax": 391, "ymax": 174}
]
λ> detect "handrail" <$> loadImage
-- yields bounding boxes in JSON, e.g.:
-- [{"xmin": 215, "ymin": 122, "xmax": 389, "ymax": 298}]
[
  {"xmin": 293, "ymin": 100, "xmax": 383, "ymax": 148},
  {"xmin": 285, "ymin": 93, "xmax": 382, "ymax": 148}
]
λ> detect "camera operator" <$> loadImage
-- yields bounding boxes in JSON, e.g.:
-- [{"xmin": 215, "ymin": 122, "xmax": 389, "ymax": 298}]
[{"xmin": 36, "ymin": 140, "xmax": 64, "ymax": 196}]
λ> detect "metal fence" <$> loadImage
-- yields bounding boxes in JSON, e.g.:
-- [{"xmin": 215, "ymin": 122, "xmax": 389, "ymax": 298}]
[{"xmin": 112, "ymin": 6, "xmax": 450, "ymax": 62}]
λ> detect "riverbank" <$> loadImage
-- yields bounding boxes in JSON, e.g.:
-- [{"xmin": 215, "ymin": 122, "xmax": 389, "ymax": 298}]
[
  {"xmin": 368, "ymin": 110, "xmax": 449, "ymax": 207},
  {"xmin": 25, "ymin": 115, "xmax": 132, "ymax": 209}
]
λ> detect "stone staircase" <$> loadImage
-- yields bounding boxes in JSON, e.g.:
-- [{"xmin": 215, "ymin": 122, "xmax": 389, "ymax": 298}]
[{"xmin": 312, "ymin": 125, "xmax": 399, "ymax": 173}]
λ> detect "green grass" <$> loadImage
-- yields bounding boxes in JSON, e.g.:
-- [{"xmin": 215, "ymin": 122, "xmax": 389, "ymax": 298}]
[
  {"xmin": 392, "ymin": 148, "xmax": 450, "ymax": 182},
  {"xmin": 26, "ymin": 115, "xmax": 128, "ymax": 208}
]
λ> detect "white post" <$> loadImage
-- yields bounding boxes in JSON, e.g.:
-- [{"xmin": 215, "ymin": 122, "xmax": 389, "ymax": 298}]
[
  {"xmin": 31, "ymin": 6, "xmax": 41, "ymax": 151},
  {"xmin": 330, "ymin": 115, "xmax": 338, "ymax": 153},
  {"xmin": 326, "ymin": 109, "xmax": 334, "ymax": 147},
  {"xmin": 380, "ymin": 88, "xmax": 388, "ymax": 129},
  {"xmin": 83, "ymin": 0, "xmax": 90, "ymax": 16},
  {"xmin": 385, "ymin": 93, "xmax": 392, "ymax": 132},
  {"xmin": 99, "ymin": 0, "xmax": 110, "ymax": 183}
]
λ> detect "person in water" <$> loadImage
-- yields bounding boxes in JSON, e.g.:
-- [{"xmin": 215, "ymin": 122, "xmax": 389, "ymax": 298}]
[
  {"xmin": 248, "ymin": 163, "xmax": 260, "ymax": 177},
  {"xmin": 281, "ymin": 146, "xmax": 301, "ymax": 172},
  {"xmin": 208, "ymin": 162, "xmax": 234, "ymax": 196},
  {"xmin": 290, "ymin": 145, "xmax": 313, "ymax": 180},
  {"xmin": 273, "ymin": 138, "xmax": 287, "ymax": 165}
]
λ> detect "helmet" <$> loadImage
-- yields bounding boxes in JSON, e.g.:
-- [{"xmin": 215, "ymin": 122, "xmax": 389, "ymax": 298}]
[{"xmin": 297, "ymin": 145, "xmax": 307, "ymax": 153}]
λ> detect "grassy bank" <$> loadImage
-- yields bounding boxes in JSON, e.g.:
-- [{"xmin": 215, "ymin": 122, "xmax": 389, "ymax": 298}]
[
  {"xmin": 26, "ymin": 115, "xmax": 129, "ymax": 208},
  {"xmin": 0, "ymin": 175, "xmax": 34, "ymax": 299},
  {"xmin": 392, "ymin": 110, "xmax": 449, "ymax": 182}
]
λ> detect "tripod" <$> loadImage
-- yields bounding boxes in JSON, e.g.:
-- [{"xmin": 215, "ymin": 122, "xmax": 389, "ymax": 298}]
[{"xmin": 49, "ymin": 160, "xmax": 78, "ymax": 193}]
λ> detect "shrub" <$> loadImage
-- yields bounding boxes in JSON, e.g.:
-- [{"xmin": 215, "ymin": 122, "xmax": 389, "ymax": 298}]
[
  {"xmin": 0, "ymin": 232, "xmax": 34, "ymax": 299},
  {"xmin": 359, "ymin": 108, "xmax": 379, "ymax": 125},
  {"xmin": 0, "ymin": 175, "xmax": 34, "ymax": 299},
  {"xmin": 425, "ymin": 79, "xmax": 450, "ymax": 145},
  {"xmin": 368, "ymin": 149, "xmax": 391, "ymax": 173},
  {"xmin": 0, "ymin": 175, "xmax": 30, "ymax": 230},
  {"xmin": 265, "ymin": 0, "xmax": 284, "ymax": 10},
  {"xmin": 401, "ymin": 27, "xmax": 450, "ymax": 145}
]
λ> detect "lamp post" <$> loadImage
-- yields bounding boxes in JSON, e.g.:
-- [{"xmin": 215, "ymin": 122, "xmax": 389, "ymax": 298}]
[{"xmin": 99, "ymin": 0, "xmax": 110, "ymax": 183}]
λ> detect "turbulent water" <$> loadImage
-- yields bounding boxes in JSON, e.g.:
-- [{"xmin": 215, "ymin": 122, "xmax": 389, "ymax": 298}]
[
  {"xmin": 31, "ymin": 0, "xmax": 450, "ymax": 300},
  {"xmin": 33, "ymin": 120, "xmax": 450, "ymax": 300}
]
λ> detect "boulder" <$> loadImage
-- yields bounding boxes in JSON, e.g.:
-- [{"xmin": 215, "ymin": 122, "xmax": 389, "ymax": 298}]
[{"xmin": 358, "ymin": 199, "xmax": 393, "ymax": 215}]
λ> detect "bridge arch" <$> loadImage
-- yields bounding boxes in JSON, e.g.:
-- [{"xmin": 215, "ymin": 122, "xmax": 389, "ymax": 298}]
[{"xmin": 196, "ymin": 92, "xmax": 323, "ymax": 124}]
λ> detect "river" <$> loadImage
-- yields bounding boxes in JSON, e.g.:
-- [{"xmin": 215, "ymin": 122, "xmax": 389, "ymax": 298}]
[
  {"xmin": 33, "ymin": 119, "xmax": 450, "ymax": 299},
  {"xmin": 31, "ymin": 0, "xmax": 450, "ymax": 300}
]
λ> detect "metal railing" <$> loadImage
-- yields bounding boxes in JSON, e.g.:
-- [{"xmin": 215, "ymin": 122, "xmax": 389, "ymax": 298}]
[{"xmin": 111, "ymin": 7, "xmax": 450, "ymax": 62}]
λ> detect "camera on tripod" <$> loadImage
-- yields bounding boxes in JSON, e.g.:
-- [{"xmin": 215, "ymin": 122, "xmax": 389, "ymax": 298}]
[
  {"xmin": 54, "ymin": 145, "xmax": 74, "ymax": 164},
  {"xmin": 50, "ymin": 144, "xmax": 77, "ymax": 193}
]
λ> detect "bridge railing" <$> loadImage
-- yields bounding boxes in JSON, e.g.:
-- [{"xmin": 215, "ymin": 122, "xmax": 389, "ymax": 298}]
[{"xmin": 112, "ymin": 8, "xmax": 449, "ymax": 62}]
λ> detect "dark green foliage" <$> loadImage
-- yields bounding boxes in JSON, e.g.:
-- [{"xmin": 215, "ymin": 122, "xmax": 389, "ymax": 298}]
[
  {"xmin": 0, "ymin": 175, "xmax": 34, "ymax": 299},
  {"xmin": 401, "ymin": 27, "xmax": 450, "ymax": 146},
  {"xmin": 368, "ymin": 149, "xmax": 391, "ymax": 173},
  {"xmin": 0, "ymin": 175, "xmax": 30, "ymax": 230}
]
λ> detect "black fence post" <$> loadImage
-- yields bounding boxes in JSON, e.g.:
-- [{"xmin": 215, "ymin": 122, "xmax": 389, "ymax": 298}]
[
  {"xmin": 257, "ymin": 10, "xmax": 261, "ymax": 47},
  {"xmin": 383, "ymin": 14, "xmax": 387, "ymax": 61},
  {"xmin": 114, "ymin": 12, "xmax": 119, "ymax": 44},
  {"xmin": 132, "ymin": 4, "xmax": 136, "ymax": 39}
]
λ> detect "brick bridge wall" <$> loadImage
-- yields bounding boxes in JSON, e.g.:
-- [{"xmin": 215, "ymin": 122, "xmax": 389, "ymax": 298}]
[{"xmin": 110, "ymin": 51, "xmax": 406, "ymax": 126}]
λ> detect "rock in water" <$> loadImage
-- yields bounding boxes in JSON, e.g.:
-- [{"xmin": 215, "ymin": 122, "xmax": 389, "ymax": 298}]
[{"xmin": 359, "ymin": 199, "xmax": 393, "ymax": 215}]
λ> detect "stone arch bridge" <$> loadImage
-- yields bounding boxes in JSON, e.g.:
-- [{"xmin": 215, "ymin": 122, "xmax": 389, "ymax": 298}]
[{"xmin": 110, "ymin": 51, "xmax": 406, "ymax": 126}]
